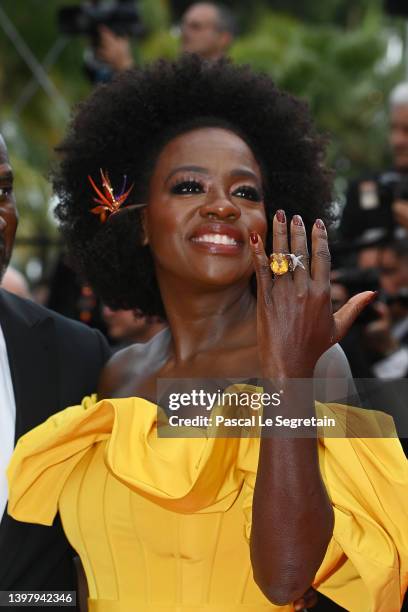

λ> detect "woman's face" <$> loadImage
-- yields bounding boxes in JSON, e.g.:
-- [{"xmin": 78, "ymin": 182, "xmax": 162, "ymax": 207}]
[{"xmin": 144, "ymin": 127, "xmax": 268, "ymax": 288}]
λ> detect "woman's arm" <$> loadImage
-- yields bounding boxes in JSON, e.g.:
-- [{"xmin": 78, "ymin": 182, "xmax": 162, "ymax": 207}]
[{"xmin": 248, "ymin": 211, "xmax": 375, "ymax": 605}]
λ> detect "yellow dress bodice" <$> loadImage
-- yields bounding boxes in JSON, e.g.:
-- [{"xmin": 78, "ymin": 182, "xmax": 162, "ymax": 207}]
[{"xmin": 6, "ymin": 396, "xmax": 408, "ymax": 612}]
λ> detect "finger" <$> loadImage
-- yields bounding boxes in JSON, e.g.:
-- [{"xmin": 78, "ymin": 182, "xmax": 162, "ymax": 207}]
[
  {"xmin": 273, "ymin": 209, "xmax": 289, "ymax": 254},
  {"xmin": 290, "ymin": 213, "xmax": 310, "ymax": 291},
  {"xmin": 311, "ymin": 219, "xmax": 331, "ymax": 285},
  {"xmin": 272, "ymin": 209, "xmax": 290, "ymax": 286},
  {"xmin": 334, "ymin": 291, "xmax": 377, "ymax": 342},
  {"xmin": 249, "ymin": 232, "xmax": 274, "ymax": 304}
]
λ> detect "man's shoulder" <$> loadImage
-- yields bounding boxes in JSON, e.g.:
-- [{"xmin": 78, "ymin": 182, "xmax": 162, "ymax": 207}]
[{"xmin": 0, "ymin": 288, "xmax": 101, "ymax": 341}]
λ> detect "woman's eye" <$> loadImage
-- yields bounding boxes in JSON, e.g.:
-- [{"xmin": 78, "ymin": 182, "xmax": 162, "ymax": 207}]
[
  {"xmin": 232, "ymin": 186, "xmax": 262, "ymax": 202},
  {"xmin": 0, "ymin": 186, "xmax": 12, "ymax": 199},
  {"xmin": 170, "ymin": 180, "xmax": 204, "ymax": 195}
]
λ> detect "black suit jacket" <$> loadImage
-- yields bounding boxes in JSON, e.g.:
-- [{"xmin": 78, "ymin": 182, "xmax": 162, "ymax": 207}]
[{"xmin": 0, "ymin": 289, "xmax": 111, "ymax": 610}]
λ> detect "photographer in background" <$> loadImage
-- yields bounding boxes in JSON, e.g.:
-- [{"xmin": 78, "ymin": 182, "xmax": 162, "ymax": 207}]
[
  {"xmin": 96, "ymin": 2, "xmax": 237, "ymax": 74},
  {"xmin": 339, "ymin": 83, "xmax": 408, "ymax": 267},
  {"xmin": 333, "ymin": 238, "xmax": 408, "ymax": 379}
]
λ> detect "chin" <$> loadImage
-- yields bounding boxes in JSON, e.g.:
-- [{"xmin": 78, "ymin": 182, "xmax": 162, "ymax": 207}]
[{"xmin": 190, "ymin": 265, "xmax": 252, "ymax": 288}]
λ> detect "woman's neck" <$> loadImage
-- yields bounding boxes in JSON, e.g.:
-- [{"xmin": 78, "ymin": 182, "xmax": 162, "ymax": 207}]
[{"xmin": 157, "ymin": 272, "xmax": 257, "ymax": 363}]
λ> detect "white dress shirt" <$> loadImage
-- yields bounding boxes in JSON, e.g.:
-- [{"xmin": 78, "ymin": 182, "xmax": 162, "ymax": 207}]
[{"xmin": 0, "ymin": 323, "xmax": 16, "ymax": 520}]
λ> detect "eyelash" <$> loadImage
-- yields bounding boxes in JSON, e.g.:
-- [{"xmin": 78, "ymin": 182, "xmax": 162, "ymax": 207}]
[{"xmin": 170, "ymin": 179, "xmax": 262, "ymax": 202}]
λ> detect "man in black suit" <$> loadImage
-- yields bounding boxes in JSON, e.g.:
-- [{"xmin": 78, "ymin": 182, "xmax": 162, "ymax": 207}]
[{"xmin": 0, "ymin": 134, "xmax": 111, "ymax": 609}]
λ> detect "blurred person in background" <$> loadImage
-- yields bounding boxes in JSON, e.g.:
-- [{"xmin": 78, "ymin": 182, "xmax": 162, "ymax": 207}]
[
  {"xmin": 0, "ymin": 133, "xmax": 111, "ymax": 608},
  {"xmin": 365, "ymin": 239, "xmax": 408, "ymax": 378},
  {"xmin": 102, "ymin": 304, "xmax": 166, "ymax": 349},
  {"xmin": 339, "ymin": 82, "xmax": 408, "ymax": 267},
  {"xmin": 331, "ymin": 239, "xmax": 408, "ymax": 378},
  {"xmin": 97, "ymin": 2, "xmax": 237, "ymax": 73},
  {"xmin": 46, "ymin": 252, "xmax": 107, "ymax": 334},
  {"xmin": 180, "ymin": 2, "xmax": 237, "ymax": 59},
  {"xmin": 1, "ymin": 266, "xmax": 31, "ymax": 300},
  {"xmin": 330, "ymin": 240, "xmax": 408, "ymax": 460}
]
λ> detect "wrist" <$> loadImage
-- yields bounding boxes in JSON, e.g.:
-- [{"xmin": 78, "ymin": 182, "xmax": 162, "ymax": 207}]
[{"xmin": 261, "ymin": 367, "xmax": 315, "ymax": 382}]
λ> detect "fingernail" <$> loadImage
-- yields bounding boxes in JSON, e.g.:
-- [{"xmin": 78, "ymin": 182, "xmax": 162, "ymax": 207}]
[
  {"xmin": 316, "ymin": 218, "xmax": 325, "ymax": 230},
  {"xmin": 250, "ymin": 232, "xmax": 258, "ymax": 244},
  {"xmin": 276, "ymin": 209, "xmax": 286, "ymax": 223},
  {"xmin": 293, "ymin": 214, "xmax": 303, "ymax": 227}
]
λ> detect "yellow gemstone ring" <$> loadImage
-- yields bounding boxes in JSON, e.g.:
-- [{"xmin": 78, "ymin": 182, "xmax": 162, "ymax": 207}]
[{"xmin": 269, "ymin": 253, "xmax": 305, "ymax": 276}]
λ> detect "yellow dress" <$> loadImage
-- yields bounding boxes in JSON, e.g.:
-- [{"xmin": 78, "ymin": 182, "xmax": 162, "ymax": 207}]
[{"xmin": 6, "ymin": 395, "xmax": 408, "ymax": 612}]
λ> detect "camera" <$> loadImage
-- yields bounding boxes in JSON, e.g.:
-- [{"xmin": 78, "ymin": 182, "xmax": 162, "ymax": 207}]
[
  {"xmin": 58, "ymin": 1, "xmax": 143, "ymax": 37},
  {"xmin": 57, "ymin": 1, "xmax": 144, "ymax": 83},
  {"xmin": 379, "ymin": 171, "xmax": 408, "ymax": 202}
]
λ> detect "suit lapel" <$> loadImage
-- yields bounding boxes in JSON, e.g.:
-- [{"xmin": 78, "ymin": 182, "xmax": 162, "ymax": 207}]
[{"xmin": 0, "ymin": 290, "xmax": 59, "ymax": 442}]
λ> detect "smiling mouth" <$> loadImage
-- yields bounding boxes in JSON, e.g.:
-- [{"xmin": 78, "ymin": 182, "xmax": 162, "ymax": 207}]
[{"xmin": 191, "ymin": 233, "xmax": 240, "ymax": 246}]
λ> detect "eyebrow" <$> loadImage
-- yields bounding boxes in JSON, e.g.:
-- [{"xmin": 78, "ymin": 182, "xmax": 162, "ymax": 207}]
[
  {"xmin": 165, "ymin": 165, "xmax": 261, "ymax": 184},
  {"xmin": 165, "ymin": 165, "xmax": 209, "ymax": 183}
]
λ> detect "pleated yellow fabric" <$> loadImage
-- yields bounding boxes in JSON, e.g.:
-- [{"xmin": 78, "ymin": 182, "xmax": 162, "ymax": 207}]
[{"xmin": 6, "ymin": 395, "xmax": 408, "ymax": 612}]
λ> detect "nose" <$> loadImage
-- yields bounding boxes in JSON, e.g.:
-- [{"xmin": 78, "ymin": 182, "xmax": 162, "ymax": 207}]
[{"xmin": 199, "ymin": 192, "xmax": 241, "ymax": 221}]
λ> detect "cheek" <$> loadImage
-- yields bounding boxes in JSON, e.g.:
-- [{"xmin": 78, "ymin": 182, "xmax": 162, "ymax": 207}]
[
  {"xmin": 4, "ymin": 212, "xmax": 18, "ymax": 245},
  {"xmin": 145, "ymin": 205, "xmax": 186, "ymax": 258},
  {"xmin": 247, "ymin": 207, "xmax": 268, "ymax": 239}
]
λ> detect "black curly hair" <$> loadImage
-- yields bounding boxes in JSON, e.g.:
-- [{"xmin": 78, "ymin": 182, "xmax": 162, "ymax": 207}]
[{"xmin": 53, "ymin": 54, "xmax": 333, "ymax": 317}]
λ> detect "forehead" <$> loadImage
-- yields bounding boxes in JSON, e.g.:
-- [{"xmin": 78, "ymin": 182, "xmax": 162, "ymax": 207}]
[
  {"xmin": 154, "ymin": 127, "xmax": 261, "ymax": 175},
  {"xmin": 184, "ymin": 3, "xmax": 218, "ymax": 23}
]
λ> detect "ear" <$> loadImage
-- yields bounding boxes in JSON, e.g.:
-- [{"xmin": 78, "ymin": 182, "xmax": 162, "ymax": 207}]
[{"xmin": 220, "ymin": 32, "xmax": 233, "ymax": 50}]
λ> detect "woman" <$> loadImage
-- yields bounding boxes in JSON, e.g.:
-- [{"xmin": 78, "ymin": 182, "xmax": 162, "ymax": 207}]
[{"xmin": 7, "ymin": 56, "xmax": 408, "ymax": 611}]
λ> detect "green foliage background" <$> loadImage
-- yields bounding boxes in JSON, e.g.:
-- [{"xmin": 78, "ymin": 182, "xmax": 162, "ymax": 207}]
[{"xmin": 0, "ymin": 0, "xmax": 406, "ymax": 275}]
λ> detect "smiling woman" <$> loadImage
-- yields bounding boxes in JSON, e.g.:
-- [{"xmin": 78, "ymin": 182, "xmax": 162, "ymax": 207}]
[{"xmin": 6, "ymin": 55, "xmax": 408, "ymax": 612}]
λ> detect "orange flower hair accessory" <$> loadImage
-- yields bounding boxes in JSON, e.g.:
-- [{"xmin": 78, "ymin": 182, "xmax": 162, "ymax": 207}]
[{"xmin": 88, "ymin": 169, "xmax": 144, "ymax": 223}]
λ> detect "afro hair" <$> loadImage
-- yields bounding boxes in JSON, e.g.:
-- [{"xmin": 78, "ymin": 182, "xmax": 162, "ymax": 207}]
[{"xmin": 53, "ymin": 54, "xmax": 333, "ymax": 317}]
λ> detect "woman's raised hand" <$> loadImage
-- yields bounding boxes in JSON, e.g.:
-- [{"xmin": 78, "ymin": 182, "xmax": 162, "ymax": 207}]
[{"xmin": 250, "ymin": 210, "xmax": 375, "ymax": 379}]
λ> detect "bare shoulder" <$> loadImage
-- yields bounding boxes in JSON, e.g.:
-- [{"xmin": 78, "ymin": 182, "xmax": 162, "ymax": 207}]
[
  {"xmin": 314, "ymin": 344, "xmax": 357, "ymax": 403},
  {"xmin": 97, "ymin": 344, "xmax": 141, "ymax": 399},
  {"xmin": 315, "ymin": 343, "xmax": 352, "ymax": 379}
]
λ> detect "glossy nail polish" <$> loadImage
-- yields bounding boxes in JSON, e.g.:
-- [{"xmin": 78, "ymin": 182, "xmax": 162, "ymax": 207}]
[
  {"xmin": 293, "ymin": 214, "xmax": 303, "ymax": 226},
  {"xmin": 276, "ymin": 209, "xmax": 286, "ymax": 223},
  {"xmin": 250, "ymin": 232, "xmax": 258, "ymax": 244}
]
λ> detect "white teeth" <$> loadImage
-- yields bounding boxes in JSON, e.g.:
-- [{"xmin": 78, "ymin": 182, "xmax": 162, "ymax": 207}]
[{"xmin": 192, "ymin": 233, "xmax": 238, "ymax": 246}]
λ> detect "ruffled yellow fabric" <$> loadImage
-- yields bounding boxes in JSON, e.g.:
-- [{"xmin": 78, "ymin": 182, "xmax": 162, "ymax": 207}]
[{"xmin": 7, "ymin": 395, "xmax": 408, "ymax": 612}]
